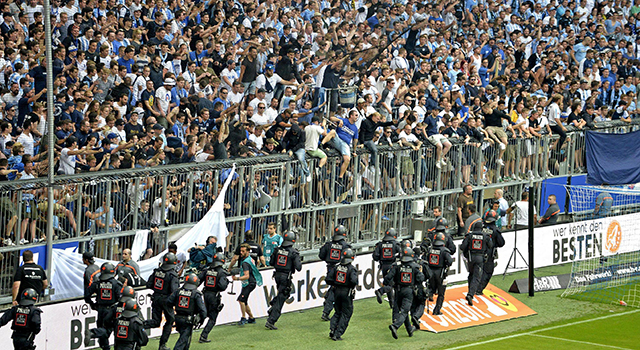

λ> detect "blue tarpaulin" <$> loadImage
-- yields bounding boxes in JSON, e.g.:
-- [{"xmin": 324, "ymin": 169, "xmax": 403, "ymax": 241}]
[{"xmin": 586, "ymin": 130, "xmax": 640, "ymax": 185}]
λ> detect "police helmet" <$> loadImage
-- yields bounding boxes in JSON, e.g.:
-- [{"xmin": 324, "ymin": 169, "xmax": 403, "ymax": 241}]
[
  {"xmin": 484, "ymin": 210, "xmax": 498, "ymax": 224},
  {"xmin": 282, "ymin": 231, "xmax": 297, "ymax": 247},
  {"xmin": 435, "ymin": 217, "xmax": 448, "ymax": 231},
  {"xmin": 121, "ymin": 299, "xmax": 139, "ymax": 318},
  {"xmin": 341, "ymin": 248, "xmax": 355, "ymax": 265},
  {"xmin": 99, "ymin": 262, "xmax": 117, "ymax": 281},
  {"xmin": 333, "ymin": 225, "xmax": 347, "ymax": 241},
  {"xmin": 211, "ymin": 253, "xmax": 226, "ymax": 268},
  {"xmin": 433, "ymin": 232, "xmax": 446, "ymax": 247},
  {"xmin": 470, "ymin": 219, "xmax": 484, "ymax": 232},
  {"xmin": 120, "ymin": 286, "xmax": 136, "ymax": 303},
  {"xmin": 401, "ymin": 239, "xmax": 413, "ymax": 249},
  {"xmin": 184, "ymin": 273, "xmax": 200, "ymax": 290},
  {"xmin": 383, "ymin": 228, "xmax": 397, "ymax": 241},
  {"xmin": 413, "ymin": 246, "xmax": 423, "ymax": 256},
  {"xmin": 19, "ymin": 288, "xmax": 38, "ymax": 306},
  {"xmin": 161, "ymin": 252, "xmax": 178, "ymax": 271},
  {"xmin": 401, "ymin": 248, "xmax": 415, "ymax": 263}
]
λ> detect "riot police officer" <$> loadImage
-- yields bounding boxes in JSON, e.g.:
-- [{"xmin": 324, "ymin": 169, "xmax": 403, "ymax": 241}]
[
  {"xmin": 460, "ymin": 219, "xmax": 493, "ymax": 305},
  {"xmin": 385, "ymin": 248, "xmax": 424, "ymax": 339},
  {"xmin": 318, "ymin": 225, "xmax": 352, "ymax": 321},
  {"xmin": 427, "ymin": 233, "xmax": 454, "ymax": 315},
  {"xmin": 198, "ymin": 253, "xmax": 229, "ymax": 343},
  {"xmin": 373, "ymin": 228, "xmax": 400, "ymax": 309},
  {"xmin": 169, "ymin": 273, "xmax": 207, "ymax": 350},
  {"xmin": 325, "ymin": 248, "xmax": 358, "ymax": 341},
  {"xmin": 266, "ymin": 231, "xmax": 302, "ymax": 330},
  {"xmin": 87, "ymin": 286, "xmax": 138, "ymax": 347},
  {"xmin": 424, "ymin": 217, "xmax": 456, "ymax": 255},
  {"xmin": 84, "ymin": 262, "xmax": 122, "ymax": 350},
  {"xmin": 145, "ymin": 252, "xmax": 180, "ymax": 350},
  {"xmin": 409, "ymin": 246, "xmax": 430, "ymax": 330},
  {"xmin": 0, "ymin": 288, "xmax": 42, "ymax": 350},
  {"xmin": 114, "ymin": 299, "xmax": 148, "ymax": 350},
  {"xmin": 478, "ymin": 210, "xmax": 505, "ymax": 295}
]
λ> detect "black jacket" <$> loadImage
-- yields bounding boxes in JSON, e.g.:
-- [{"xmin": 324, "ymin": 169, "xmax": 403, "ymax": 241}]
[{"xmin": 359, "ymin": 117, "xmax": 394, "ymax": 143}]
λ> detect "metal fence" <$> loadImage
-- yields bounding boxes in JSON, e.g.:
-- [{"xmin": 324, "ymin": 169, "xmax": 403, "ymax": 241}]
[{"xmin": 0, "ymin": 120, "xmax": 638, "ymax": 301}]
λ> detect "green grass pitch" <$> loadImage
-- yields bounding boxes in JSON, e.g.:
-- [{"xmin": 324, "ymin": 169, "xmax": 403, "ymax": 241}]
[{"xmin": 144, "ymin": 264, "xmax": 639, "ymax": 350}]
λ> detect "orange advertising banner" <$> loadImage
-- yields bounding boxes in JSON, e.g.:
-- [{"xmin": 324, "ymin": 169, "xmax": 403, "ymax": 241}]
[{"xmin": 419, "ymin": 283, "xmax": 536, "ymax": 333}]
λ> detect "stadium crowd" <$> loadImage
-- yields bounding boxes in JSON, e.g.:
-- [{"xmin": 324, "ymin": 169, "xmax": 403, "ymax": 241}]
[{"xmin": 0, "ymin": 0, "xmax": 638, "ymax": 246}]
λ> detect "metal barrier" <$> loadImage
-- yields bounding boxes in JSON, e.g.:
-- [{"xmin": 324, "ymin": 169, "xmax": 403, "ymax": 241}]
[{"xmin": 0, "ymin": 120, "xmax": 638, "ymax": 302}]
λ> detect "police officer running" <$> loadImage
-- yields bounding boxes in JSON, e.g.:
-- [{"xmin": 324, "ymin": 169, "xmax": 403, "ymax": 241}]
[
  {"xmin": 169, "ymin": 273, "xmax": 207, "ymax": 350},
  {"xmin": 84, "ymin": 262, "xmax": 122, "ymax": 350},
  {"xmin": 318, "ymin": 225, "xmax": 352, "ymax": 321},
  {"xmin": 373, "ymin": 228, "xmax": 400, "ymax": 309},
  {"xmin": 114, "ymin": 299, "xmax": 148, "ymax": 350},
  {"xmin": 144, "ymin": 252, "xmax": 180, "ymax": 350},
  {"xmin": 325, "ymin": 248, "xmax": 358, "ymax": 341},
  {"xmin": 266, "ymin": 231, "xmax": 302, "ymax": 330},
  {"xmin": 197, "ymin": 253, "xmax": 229, "ymax": 343},
  {"xmin": 86, "ymin": 286, "xmax": 138, "ymax": 347},
  {"xmin": 460, "ymin": 217, "xmax": 493, "ymax": 305},
  {"xmin": 426, "ymin": 233, "xmax": 454, "ymax": 315},
  {"xmin": 409, "ymin": 245, "xmax": 430, "ymax": 330},
  {"xmin": 385, "ymin": 248, "xmax": 424, "ymax": 339},
  {"xmin": 0, "ymin": 288, "xmax": 41, "ymax": 350},
  {"xmin": 477, "ymin": 210, "xmax": 505, "ymax": 295}
]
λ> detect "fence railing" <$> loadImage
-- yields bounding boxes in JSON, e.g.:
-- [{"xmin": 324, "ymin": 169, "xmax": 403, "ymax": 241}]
[{"xmin": 0, "ymin": 120, "xmax": 638, "ymax": 302}]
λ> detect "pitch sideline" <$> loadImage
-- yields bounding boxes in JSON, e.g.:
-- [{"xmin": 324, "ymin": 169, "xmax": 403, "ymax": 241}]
[{"xmin": 446, "ymin": 309, "xmax": 640, "ymax": 350}]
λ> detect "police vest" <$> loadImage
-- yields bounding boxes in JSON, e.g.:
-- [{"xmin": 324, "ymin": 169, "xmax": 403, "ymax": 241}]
[
  {"xmin": 428, "ymin": 248, "xmax": 445, "ymax": 268},
  {"xmin": 204, "ymin": 269, "xmax": 220, "ymax": 291},
  {"xmin": 11, "ymin": 306, "xmax": 32, "ymax": 331},
  {"xmin": 471, "ymin": 233, "xmax": 486, "ymax": 254},
  {"xmin": 380, "ymin": 242, "xmax": 396, "ymax": 263},
  {"xmin": 115, "ymin": 302, "xmax": 126, "ymax": 319},
  {"xmin": 98, "ymin": 281, "xmax": 116, "ymax": 304},
  {"xmin": 334, "ymin": 264, "xmax": 349, "ymax": 286},
  {"xmin": 115, "ymin": 318, "xmax": 137, "ymax": 344},
  {"xmin": 152, "ymin": 270, "xmax": 172, "ymax": 294},
  {"xmin": 327, "ymin": 242, "xmax": 344, "ymax": 264},
  {"xmin": 274, "ymin": 247, "xmax": 293, "ymax": 273},
  {"xmin": 397, "ymin": 264, "xmax": 414, "ymax": 287},
  {"xmin": 176, "ymin": 289, "xmax": 195, "ymax": 316}
]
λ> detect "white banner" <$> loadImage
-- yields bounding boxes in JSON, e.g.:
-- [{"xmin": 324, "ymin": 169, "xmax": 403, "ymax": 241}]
[{"xmin": 4, "ymin": 212, "xmax": 639, "ymax": 349}]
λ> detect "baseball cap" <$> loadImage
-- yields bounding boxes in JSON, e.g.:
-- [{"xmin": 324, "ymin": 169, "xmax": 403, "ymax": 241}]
[
  {"xmin": 82, "ymin": 251, "xmax": 95, "ymax": 263},
  {"xmin": 257, "ymin": 88, "xmax": 266, "ymax": 93},
  {"xmin": 152, "ymin": 124, "xmax": 163, "ymax": 130},
  {"xmin": 163, "ymin": 78, "xmax": 176, "ymax": 86},
  {"xmin": 4, "ymin": 103, "xmax": 16, "ymax": 111},
  {"xmin": 357, "ymin": 98, "xmax": 366, "ymax": 104},
  {"xmin": 450, "ymin": 85, "xmax": 461, "ymax": 92},
  {"xmin": 115, "ymin": 119, "xmax": 125, "ymax": 126},
  {"xmin": 107, "ymin": 133, "xmax": 119, "ymax": 139}
]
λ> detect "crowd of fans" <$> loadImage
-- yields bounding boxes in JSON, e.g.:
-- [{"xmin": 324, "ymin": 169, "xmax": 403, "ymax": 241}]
[{"xmin": 0, "ymin": 0, "xmax": 638, "ymax": 245}]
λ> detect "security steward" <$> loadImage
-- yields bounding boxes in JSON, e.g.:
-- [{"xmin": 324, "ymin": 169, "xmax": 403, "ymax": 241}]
[
  {"xmin": 385, "ymin": 248, "xmax": 424, "ymax": 339},
  {"xmin": 0, "ymin": 288, "xmax": 42, "ymax": 350},
  {"xmin": 266, "ymin": 231, "xmax": 302, "ymax": 330},
  {"xmin": 12, "ymin": 250, "xmax": 47, "ymax": 306},
  {"xmin": 114, "ymin": 299, "xmax": 148, "ymax": 350},
  {"xmin": 460, "ymin": 217, "xmax": 493, "ymax": 305},
  {"xmin": 144, "ymin": 252, "xmax": 180, "ymax": 350},
  {"xmin": 86, "ymin": 286, "xmax": 138, "ymax": 347},
  {"xmin": 325, "ymin": 248, "xmax": 358, "ymax": 341},
  {"xmin": 478, "ymin": 210, "xmax": 505, "ymax": 295},
  {"xmin": 427, "ymin": 233, "xmax": 454, "ymax": 315},
  {"xmin": 84, "ymin": 262, "xmax": 122, "ymax": 350},
  {"xmin": 169, "ymin": 273, "xmax": 207, "ymax": 350},
  {"xmin": 373, "ymin": 228, "xmax": 400, "ymax": 309},
  {"xmin": 197, "ymin": 253, "xmax": 229, "ymax": 343},
  {"xmin": 83, "ymin": 251, "xmax": 100, "ymax": 290},
  {"xmin": 318, "ymin": 225, "xmax": 352, "ymax": 321}
]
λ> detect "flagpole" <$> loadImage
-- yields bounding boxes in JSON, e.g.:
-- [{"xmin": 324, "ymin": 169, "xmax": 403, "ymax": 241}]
[{"xmin": 43, "ymin": 0, "xmax": 56, "ymax": 284}]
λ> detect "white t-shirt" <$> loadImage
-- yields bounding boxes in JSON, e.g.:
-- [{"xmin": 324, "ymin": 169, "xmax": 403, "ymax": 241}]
[
  {"xmin": 251, "ymin": 113, "xmax": 271, "ymax": 126},
  {"xmin": 547, "ymin": 103, "xmax": 560, "ymax": 126},
  {"xmin": 249, "ymin": 97, "xmax": 268, "ymax": 112},
  {"xmin": 194, "ymin": 151, "xmax": 212, "ymax": 163},
  {"xmin": 305, "ymin": 124, "xmax": 324, "ymax": 151},
  {"xmin": 220, "ymin": 67, "xmax": 239, "ymax": 91},
  {"xmin": 60, "ymin": 148, "xmax": 76, "ymax": 175},
  {"xmin": 155, "ymin": 86, "xmax": 172, "ymax": 114},
  {"xmin": 151, "ymin": 197, "xmax": 173, "ymax": 226},
  {"xmin": 512, "ymin": 200, "xmax": 537, "ymax": 226},
  {"xmin": 16, "ymin": 132, "xmax": 34, "ymax": 156},
  {"xmin": 255, "ymin": 73, "xmax": 283, "ymax": 102}
]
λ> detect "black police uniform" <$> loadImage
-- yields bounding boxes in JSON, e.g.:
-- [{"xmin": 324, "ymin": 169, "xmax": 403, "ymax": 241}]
[
  {"xmin": 318, "ymin": 238, "xmax": 351, "ymax": 319},
  {"xmin": 385, "ymin": 259, "xmax": 424, "ymax": 337},
  {"xmin": 266, "ymin": 245, "xmax": 302, "ymax": 327},
  {"xmin": 424, "ymin": 217, "xmax": 456, "ymax": 255},
  {"xmin": 409, "ymin": 250, "xmax": 431, "ymax": 329},
  {"xmin": 197, "ymin": 265, "xmax": 229, "ymax": 340},
  {"xmin": 373, "ymin": 238, "xmax": 400, "ymax": 308},
  {"xmin": 114, "ymin": 312, "xmax": 148, "ymax": 350},
  {"xmin": 84, "ymin": 263, "xmax": 100, "ymax": 290},
  {"xmin": 169, "ymin": 284, "xmax": 207, "ymax": 350},
  {"xmin": 478, "ymin": 224, "xmax": 505, "ymax": 294},
  {"xmin": 144, "ymin": 266, "xmax": 180, "ymax": 347},
  {"xmin": 0, "ymin": 303, "xmax": 42, "ymax": 349},
  {"xmin": 427, "ymin": 246, "xmax": 454, "ymax": 315},
  {"xmin": 460, "ymin": 229, "xmax": 493, "ymax": 302},
  {"xmin": 234, "ymin": 240, "xmax": 263, "ymax": 266},
  {"xmin": 325, "ymin": 261, "xmax": 358, "ymax": 340},
  {"xmin": 84, "ymin": 275, "xmax": 122, "ymax": 350}
]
